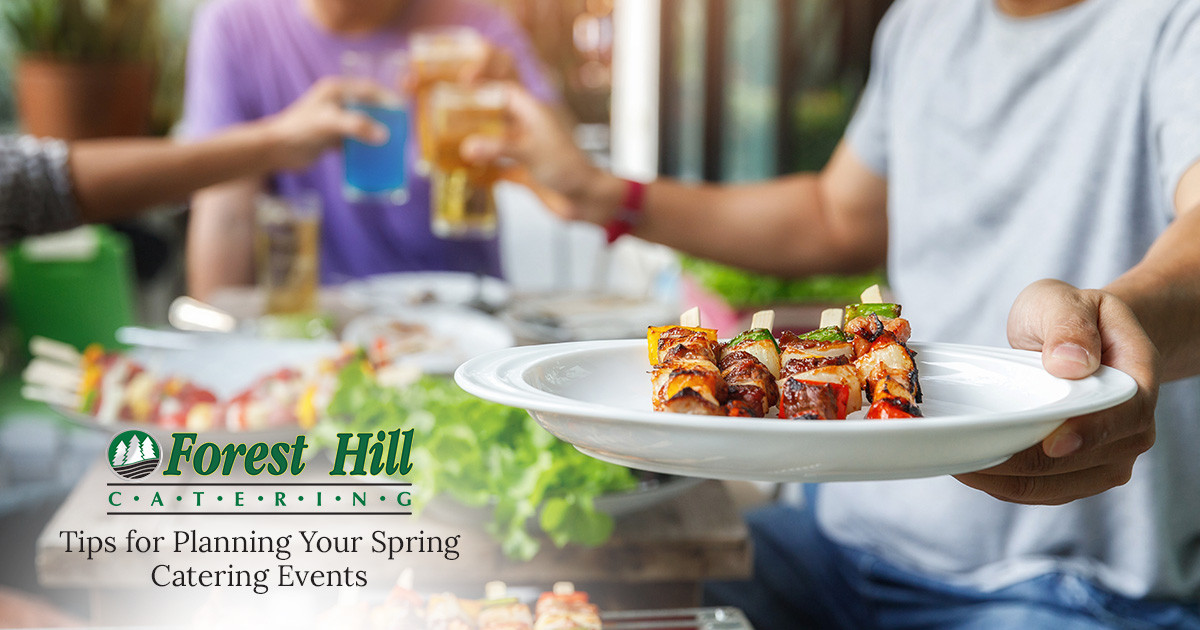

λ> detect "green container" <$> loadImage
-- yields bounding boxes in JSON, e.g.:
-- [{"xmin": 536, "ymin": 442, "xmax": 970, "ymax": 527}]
[{"xmin": 5, "ymin": 225, "xmax": 136, "ymax": 353}]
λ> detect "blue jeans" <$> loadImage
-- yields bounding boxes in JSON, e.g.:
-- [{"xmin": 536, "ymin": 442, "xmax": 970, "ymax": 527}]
[{"xmin": 704, "ymin": 494, "xmax": 1200, "ymax": 630}]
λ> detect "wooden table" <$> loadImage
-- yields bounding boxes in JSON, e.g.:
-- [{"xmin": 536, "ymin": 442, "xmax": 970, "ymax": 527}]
[{"xmin": 37, "ymin": 459, "xmax": 751, "ymax": 625}]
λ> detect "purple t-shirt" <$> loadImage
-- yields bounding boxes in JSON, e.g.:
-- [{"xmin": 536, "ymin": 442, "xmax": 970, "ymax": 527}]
[{"xmin": 182, "ymin": 0, "xmax": 557, "ymax": 283}]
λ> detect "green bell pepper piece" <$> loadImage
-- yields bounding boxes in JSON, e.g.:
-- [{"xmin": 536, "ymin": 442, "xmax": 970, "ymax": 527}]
[
  {"xmin": 845, "ymin": 302, "xmax": 901, "ymax": 321},
  {"xmin": 797, "ymin": 326, "xmax": 850, "ymax": 342},
  {"xmin": 728, "ymin": 328, "xmax": 780, "ymax": 353}
]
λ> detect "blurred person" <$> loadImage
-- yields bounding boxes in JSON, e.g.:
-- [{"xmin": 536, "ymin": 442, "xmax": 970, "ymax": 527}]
[
  {"xmin": 1, "ymin": 79, "xmax": 386, "ymax": 246},
  {"xmin": 182, "ymin": 0, "xmax": 559, "ymax": 300},
  {"xmin": 463, "ymin": 0, "xmax": 1200, "ymax": 627}
]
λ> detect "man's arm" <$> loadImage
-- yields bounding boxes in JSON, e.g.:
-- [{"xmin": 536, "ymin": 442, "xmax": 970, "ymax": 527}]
[
  {"xmin": 613, "ymin": 143, "xmax": 889, "ymax": 276},
  {"xmin": 466, "ymin": 87, "xmax": 890, "ymax": 276},
  {"xmin": 187, "ymin": 178, "xmax": 261, "ymax": 300},
  {"xmin": 1104, "ymin": 171, "xmax": 1200, "ymax": 381}
]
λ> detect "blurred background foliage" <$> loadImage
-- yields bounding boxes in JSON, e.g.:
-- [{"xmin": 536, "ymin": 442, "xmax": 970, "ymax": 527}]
[
  {"xmin": 680, "ymin": 256, "xmax": 885, "ymax": 308},
  {"xmin": 0, "ymin": 0, "xmax": 161, "ymax": 63},
  {"xmin": 0, "ymin": 0, "xmax": 201, "ymax": 135}
]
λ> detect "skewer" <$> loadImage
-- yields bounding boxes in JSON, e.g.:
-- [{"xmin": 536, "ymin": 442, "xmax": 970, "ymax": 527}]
[
  {"xmin": 843, "ymin": 286, "xmax": 922, "ymax": 419},
  {"xmin": 719, "ymin": 311, "xmax": 781, "ymax": 417},
  {"xmin": 819, "ymin": 308, "xmax": 843, "ymax": 329},
  {"xmin": 750, "ymin": 310, "xmax": 775, "ymax": 331},
  {"xmin": 480, "ymin": 580, "xmax": 533, "ymax": 630},
  {"xmin": 777, "ymin": 326, "xmax": 859, "ymax": 419},
  {"xmin": 535, "ymin": 582, "xmax": 599, "ymax": 630},
  {"xmin": 649, "ymin": 308, "xmax": 726, "ymax": 414},
  {"xmin": 484, "ymin": 580, "xmax": 508, "ymax": 600},
  {"xmin": 22, "ymin": 358, "xmax": 83, "ymax": 391},
  {"xmin": 21, "ymin": 384, "xmax": 79, "ymax": 408},
  {"xmin": 860, "ymin": 284, "xmax": 884, "ymax": 303},
  {"xmin": 679, "ymin": 307, "xmax": 701, "ymax": 327},
  {"xmin": 397, "ymin": 567, "xmax": 414, "ymax": 591},
  {"xmin": 29, "ymin": 336, "xmax": 80, "ymax": 365}
]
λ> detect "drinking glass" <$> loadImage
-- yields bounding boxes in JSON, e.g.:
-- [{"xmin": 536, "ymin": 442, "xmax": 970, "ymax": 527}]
[
  {"xmin": 410, "ymin": 27, "xmax": 487, "ymax": 174},
  {"xmin": 342, "ymin": 50, "xmax": 410, "ymax": 203},
  {"xmin": 255, "ymin": 194, "xmax": 321, "ymax": 315},
  {"xmin": 428, "ymin": 82, "xmax": 507, "ymax": 239}
]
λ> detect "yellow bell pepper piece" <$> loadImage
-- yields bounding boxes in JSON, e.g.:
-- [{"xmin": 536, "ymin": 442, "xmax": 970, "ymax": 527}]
[{"xmin": 647, "ymin": 325, "xmax": 718, "ymax": 365}]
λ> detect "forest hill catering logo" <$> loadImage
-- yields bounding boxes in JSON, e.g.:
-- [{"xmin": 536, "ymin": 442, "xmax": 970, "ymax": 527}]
[
  {"xmin": 108, "ymin": 430, "xmax": 162, "ymax": 480},
  {"xmin": 106, "ymin": 430, "xmax": 415, "ymax": 480},
  {"xmin": 103, "ymin": 431, "xmax": 416, "ymax": 516}
]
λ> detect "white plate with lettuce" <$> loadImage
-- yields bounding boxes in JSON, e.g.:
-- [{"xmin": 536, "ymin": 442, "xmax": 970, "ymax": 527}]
[{"xmin": 454, "ymin": 340, "xmax": 1138, "ymax": 482}]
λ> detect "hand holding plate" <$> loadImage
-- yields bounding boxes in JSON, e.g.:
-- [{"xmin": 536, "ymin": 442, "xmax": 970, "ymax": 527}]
[{"xmin": 955, "ymin": 279, "xmax": 1159, "ymax": 505}]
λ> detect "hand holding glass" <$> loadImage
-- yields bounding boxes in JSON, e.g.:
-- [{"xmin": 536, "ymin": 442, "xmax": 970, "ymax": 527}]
[
  {"xmin": 410, "ymin": 27, "xmax": 487, "ymax": 174},
  {"xmin": 428, "ymin": 82, "xmax": 507, "ymax": 239},
  {"xmin": 341, "ymin": 51, "xmax": 410, "ymax": 203}
]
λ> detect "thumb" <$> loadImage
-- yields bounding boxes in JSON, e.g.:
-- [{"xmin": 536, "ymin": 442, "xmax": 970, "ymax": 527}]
[
  {"xmin": 337, "ymin": 112, "xmax": 389, "ymax": 146},
  {"xmin": 1010, "ymin": 280, "xmax": 1103, "ymax": 379},
  {"xmin": 505, "ymin": 81, "xmax": 545, "ymax": 120},
  {"xmin": 1041, "ymin": 304, "xmax": 1103, "ymax": 380},
  {"xmin": 1044, "ymin": 337, "xmax": 1101, "ymax": 379},
  {"xmin": 461, "ymin": 134, "xmax": 514, "ymax": 165}
]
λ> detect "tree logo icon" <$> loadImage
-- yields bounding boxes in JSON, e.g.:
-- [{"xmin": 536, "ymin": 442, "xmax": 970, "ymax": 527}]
[{"xmin": 108, "ymin": 430, "xmax": 161, "ymax": 480}]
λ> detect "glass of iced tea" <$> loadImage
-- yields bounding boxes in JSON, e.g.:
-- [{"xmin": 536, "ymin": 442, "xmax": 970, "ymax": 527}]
[
  {"xmin": 428, "ymin": 82, "xmax": 507, "ymax": 239},
  {"xmin": 341, "ymin": 50, "xmax": 410, "ymax": 203},
  {"xmin": 410, "ymin": 27, "xmax": 487, "ymax": 174},
  {"xmin": 255, "ymin": 194, "xmax": 321, "ymax": 315}
]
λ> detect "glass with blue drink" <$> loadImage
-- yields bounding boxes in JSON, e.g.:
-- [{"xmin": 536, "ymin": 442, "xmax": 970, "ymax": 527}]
[{"xmin": 342, "ymin": 51, "xmax": 410, "ymax": 203}]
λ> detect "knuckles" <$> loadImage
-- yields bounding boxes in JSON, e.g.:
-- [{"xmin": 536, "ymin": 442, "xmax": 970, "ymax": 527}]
[
  {"xmin": 1007, "ymin": 448, "xmax": 1061, "ymax": 476},
  {"xmin": 1004, "ymin": 475, "xmax": 1044, "ymax": 504},
  {"xmin": 988, "ymin": 466, "xmax": 1132, "ymax": 506}
]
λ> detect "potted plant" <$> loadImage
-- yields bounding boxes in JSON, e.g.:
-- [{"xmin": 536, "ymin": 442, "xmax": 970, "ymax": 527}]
[{"xmin": 1, "ymin": 0, "xmax": 163, "ymax": 139}]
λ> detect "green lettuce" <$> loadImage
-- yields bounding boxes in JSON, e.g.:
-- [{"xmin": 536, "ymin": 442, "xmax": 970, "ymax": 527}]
[
  {"xmin": 680, "ymin": 256, "xmax": 886, "ymax": 309},
  {"xmin": 321, "ymin": 359, "xmax": 637, "ymax": 560}
]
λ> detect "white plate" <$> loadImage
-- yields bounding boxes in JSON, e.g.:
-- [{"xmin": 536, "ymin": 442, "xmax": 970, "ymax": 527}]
[
  {"xmin": 502, "ymin": 293, "xmax": 680, "ymax": 343},
  {"xmin": 341, "ymin": 305, "xmax": 515, "ymax": 374},
  {"xmin": 55, "ymin": 336, "xmax": 341, "ymax": 440},
  {"xmin": 341, "ymin": 271, "xmax": 511, "ymax": 312},
  {"xmin": 454, "ymin": 340, "xmax": 1139, "ymax": 482},
  {"xmin": 127, "ymin": 336, "xmax": 341, "ymax": 397}
]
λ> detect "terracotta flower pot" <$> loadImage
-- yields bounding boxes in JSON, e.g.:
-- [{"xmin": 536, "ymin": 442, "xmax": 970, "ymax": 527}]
[{"xmin": 15, "ymin": 56, "xmax": 154, "ymax": 140}]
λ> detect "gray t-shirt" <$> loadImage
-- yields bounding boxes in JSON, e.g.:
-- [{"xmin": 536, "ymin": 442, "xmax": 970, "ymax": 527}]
[
  {"xmin": 0, "ymin": 136, "xmax": 78, "ymax": 245},
  {"xmin": 830, "ymin": 0, "xmax": 1200, "ymax": 599}
]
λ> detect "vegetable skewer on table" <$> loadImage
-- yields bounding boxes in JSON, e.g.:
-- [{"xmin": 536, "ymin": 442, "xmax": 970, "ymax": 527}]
[
  {"xmin": 648, "ymin": 308, "xmax": 728, "ymax": 415},
  {"xmin": 479, "ymin": 581, "xmax": 534, "ymax": 630},
  {"xmin": 718, "ymin": 310, "xmax": 781, "ymax": 417},
  {"xmin": 534, "ymin": 582, "xmax": 601, "ymax": 630},
  {"xmin": 777, "ymin": 308, "xmax": 863, "ymax": 420},
  {"xmin": 75, "ymin": 344, "xmax": 222, "ymax": 428},
  {"xmin": 23, "ymin": 336, "xmax": 353, "ymax": 431},
  {"xmin": 370, "ymin": 569, "xmax": 426, "ymax": 630},
  {"xmin": 427, "ymin": 592, "xmax": 479, "ymax": 630},
  {"xmin": 845, "ymin": 285, "xmax": 923, "ymax": 419}
]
